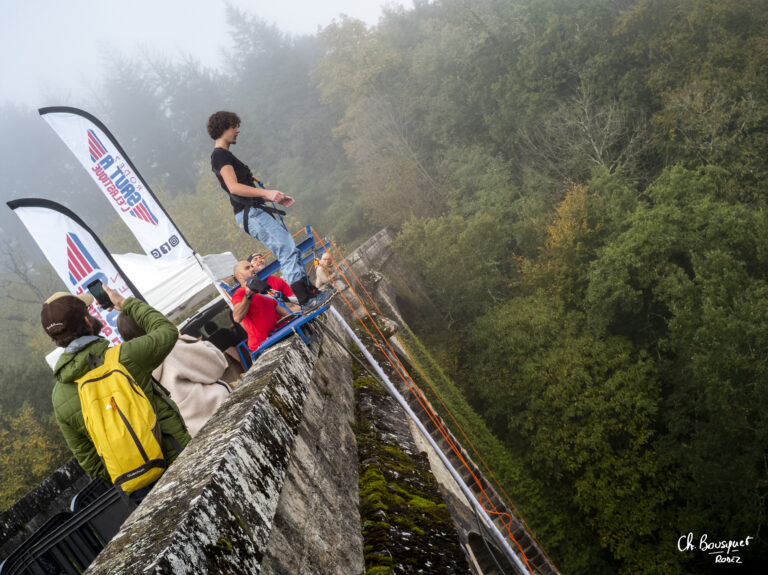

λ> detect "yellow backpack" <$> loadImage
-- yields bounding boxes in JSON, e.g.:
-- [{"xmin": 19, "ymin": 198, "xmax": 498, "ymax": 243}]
[{"xmin": 76, "ymin": 346, "xmax": 166, "ymax": 493}]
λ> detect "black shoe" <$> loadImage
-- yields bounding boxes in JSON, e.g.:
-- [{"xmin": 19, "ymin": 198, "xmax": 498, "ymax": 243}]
[
  {"xmin": 307, "ymin": 280, "xmax": 322, "ymax": 297},
  {"xmin": 290, "ymin": 279, "xmax": 312, "ymax": 305}
]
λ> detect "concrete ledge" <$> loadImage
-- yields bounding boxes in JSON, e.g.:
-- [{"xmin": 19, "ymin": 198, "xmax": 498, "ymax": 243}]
[
  {"xmin": 86, "ymin": 320, "xmax": 327, "ymax": 574},
  {"xmin": 260, "ymin": 312, "xmax": 363, "ymax": 574}
]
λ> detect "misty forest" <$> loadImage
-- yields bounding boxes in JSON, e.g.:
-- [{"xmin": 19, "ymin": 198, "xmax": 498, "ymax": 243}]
[{"xmin": 2, "ymin": 0, "xmax": 768, "ymax": 572}]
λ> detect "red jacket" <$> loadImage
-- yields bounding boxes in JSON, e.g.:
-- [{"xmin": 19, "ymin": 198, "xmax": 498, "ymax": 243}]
[{"xmin": 232, "ymin": 287, "xmax": 281, "ymax": 350}]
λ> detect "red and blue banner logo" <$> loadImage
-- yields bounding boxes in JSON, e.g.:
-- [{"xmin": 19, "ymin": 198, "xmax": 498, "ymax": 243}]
[
  {"xmin": 41, "ymin": 107, "xmax": 194, "ymax": 263},
  {"xmin": 65, "ymin": 230, "xmax": 121, "ymax": 342},
  {"xmin": 67, "ymin": 232, "xmax": 99, "ymax": 285},
  {"xmin": 87, "ymin": 129, "xmax": 158, "ymax": 227},
  {"xmin": 88, "ymin": 129, "xmax": 107, "ymax": 162},
  {"xmin": 130, "ymin": 198, "xmax": 159, "ymax": 225}
]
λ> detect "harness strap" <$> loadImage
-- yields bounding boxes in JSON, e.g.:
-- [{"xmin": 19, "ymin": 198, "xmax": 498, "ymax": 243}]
[{"xmin": 240, "ymin": 203, "xmax": 287, "ymax": 235}]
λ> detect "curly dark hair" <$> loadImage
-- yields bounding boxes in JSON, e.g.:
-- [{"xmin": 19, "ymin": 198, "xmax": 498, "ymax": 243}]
[{"xmin": 207, "ymin": 111, "xmax": 241, "ymax": 140}]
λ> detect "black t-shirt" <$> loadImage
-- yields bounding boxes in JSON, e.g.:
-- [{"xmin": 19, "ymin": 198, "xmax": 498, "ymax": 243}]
[{"xmin": 210, "ymin": 147, "xmax": 263, "ymax": 213}]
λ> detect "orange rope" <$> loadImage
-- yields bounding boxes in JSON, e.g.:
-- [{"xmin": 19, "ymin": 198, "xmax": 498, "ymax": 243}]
[
  {"xmin": 390, "ymin": 333, "xmax": 562, "ymax": 573},
  {"xmin": 310, "ymin": 229, "xmax": 543, "ymax": 573},
  {"xmin": 328, "ymin": 241, "xmax": 557, "ymax": 568},
  {"xmin": 326, "ymin": 256, "xmax": 530, "ymax": 570}
]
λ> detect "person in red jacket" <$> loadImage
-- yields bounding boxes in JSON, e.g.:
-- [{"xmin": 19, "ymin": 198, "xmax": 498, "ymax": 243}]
[
  {"xmin": 248, "ymin": 252, "xmax": 300, "ymax": 312},
  {"xmin": 232, "ymin": 260, "xmax": 291, "ymax": 351}
]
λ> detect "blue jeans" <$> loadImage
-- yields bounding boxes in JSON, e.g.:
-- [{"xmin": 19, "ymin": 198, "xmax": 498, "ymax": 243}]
[{"xmin": 235, "ymin": 207, "xmax": 305, "ymax": 285}]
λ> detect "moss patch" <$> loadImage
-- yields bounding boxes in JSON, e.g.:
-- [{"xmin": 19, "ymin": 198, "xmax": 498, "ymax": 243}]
[
  {"xmin": 353, "ymin": 346, "xmax": 466, "ymax": 573},
  {"xmin": 353, "ymin": 375, "xmax": 387, "ymax": 396},
  {"xmin": 265, "ymin": 386, "xmax": 300, "ymax": 428}
]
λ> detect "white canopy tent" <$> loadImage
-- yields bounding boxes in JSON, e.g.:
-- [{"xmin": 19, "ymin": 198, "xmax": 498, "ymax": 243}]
[{"xmin": 113, "ymin": 251, "xmax": 240, "ymax": 319}]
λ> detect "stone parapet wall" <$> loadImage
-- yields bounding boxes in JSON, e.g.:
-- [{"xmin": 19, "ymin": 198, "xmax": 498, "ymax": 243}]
[
  {"xmin": 338, "ymin": 227, "xmax": 438, "ymax": 331},
  {"xmin": 0, "ymin": 459, "xmax": 89, "ymax": 560},
  {"xmin": 344, "ymin": 228, "xmax": 396, "ymax": 274},
  {"xmin": 2, "ymin": 228, "xmax": 490, "ymax": 573},
  {"xmin": 260, "ymin": 316, "xmax": 363, "ymax": 574},
  {"xmin": 85, "ymin": 314, "xmax": 363, "ymax": 574}
]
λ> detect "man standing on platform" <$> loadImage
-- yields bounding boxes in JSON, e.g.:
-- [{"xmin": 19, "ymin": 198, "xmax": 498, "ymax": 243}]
[{"xmin": 207, "ymin": 111, "xmax": 329, "ymax": 309}]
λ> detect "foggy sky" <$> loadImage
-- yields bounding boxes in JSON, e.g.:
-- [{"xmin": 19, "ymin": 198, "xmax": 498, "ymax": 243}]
[{"xmin": 0, "ymin": 0, "xmax": 411, "ymax": 106}]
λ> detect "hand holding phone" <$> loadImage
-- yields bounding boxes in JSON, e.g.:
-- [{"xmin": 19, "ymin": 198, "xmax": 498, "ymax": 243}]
[{"xmin": 86, "ymin": 279, "xmax": 113, "ymax": 309}]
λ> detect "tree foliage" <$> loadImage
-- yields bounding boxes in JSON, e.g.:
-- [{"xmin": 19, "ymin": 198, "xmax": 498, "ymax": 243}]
[{"xmin": 0, "ymin": 405, "xmax": 69, "ymax": 511}]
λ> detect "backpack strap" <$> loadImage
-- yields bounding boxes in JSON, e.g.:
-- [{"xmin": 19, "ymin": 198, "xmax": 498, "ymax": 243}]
[
  {"xmin": 162, "ymin": 432, "xmax": 184, "ymax": 458},
  {"xmin": 151, "ymin": 378, "xmax": 188, "ymax": 454},
  {"xmin": 86, "ymin": 353, "xmax": 104, "ymax": 370},
  {"xmin": 103, "ymin": 345, "xmax": 122, "ymax": 366}
]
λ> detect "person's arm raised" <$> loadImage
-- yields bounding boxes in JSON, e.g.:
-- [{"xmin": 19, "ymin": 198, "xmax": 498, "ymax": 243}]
[{"xmin": 232, "ymin": 288, "xmax": 253, "ymax": 324}]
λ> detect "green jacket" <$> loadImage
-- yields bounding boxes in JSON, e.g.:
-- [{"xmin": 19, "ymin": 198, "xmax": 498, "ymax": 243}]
[{"xmin": 52, "ymin": 297, "xmax": 190, "ymax": 481}]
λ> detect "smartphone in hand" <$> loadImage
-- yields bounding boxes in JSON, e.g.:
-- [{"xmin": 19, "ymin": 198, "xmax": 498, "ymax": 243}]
[{"xmin": 86, "ymin": 279, "xmax": 112, "ymax": 308}]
